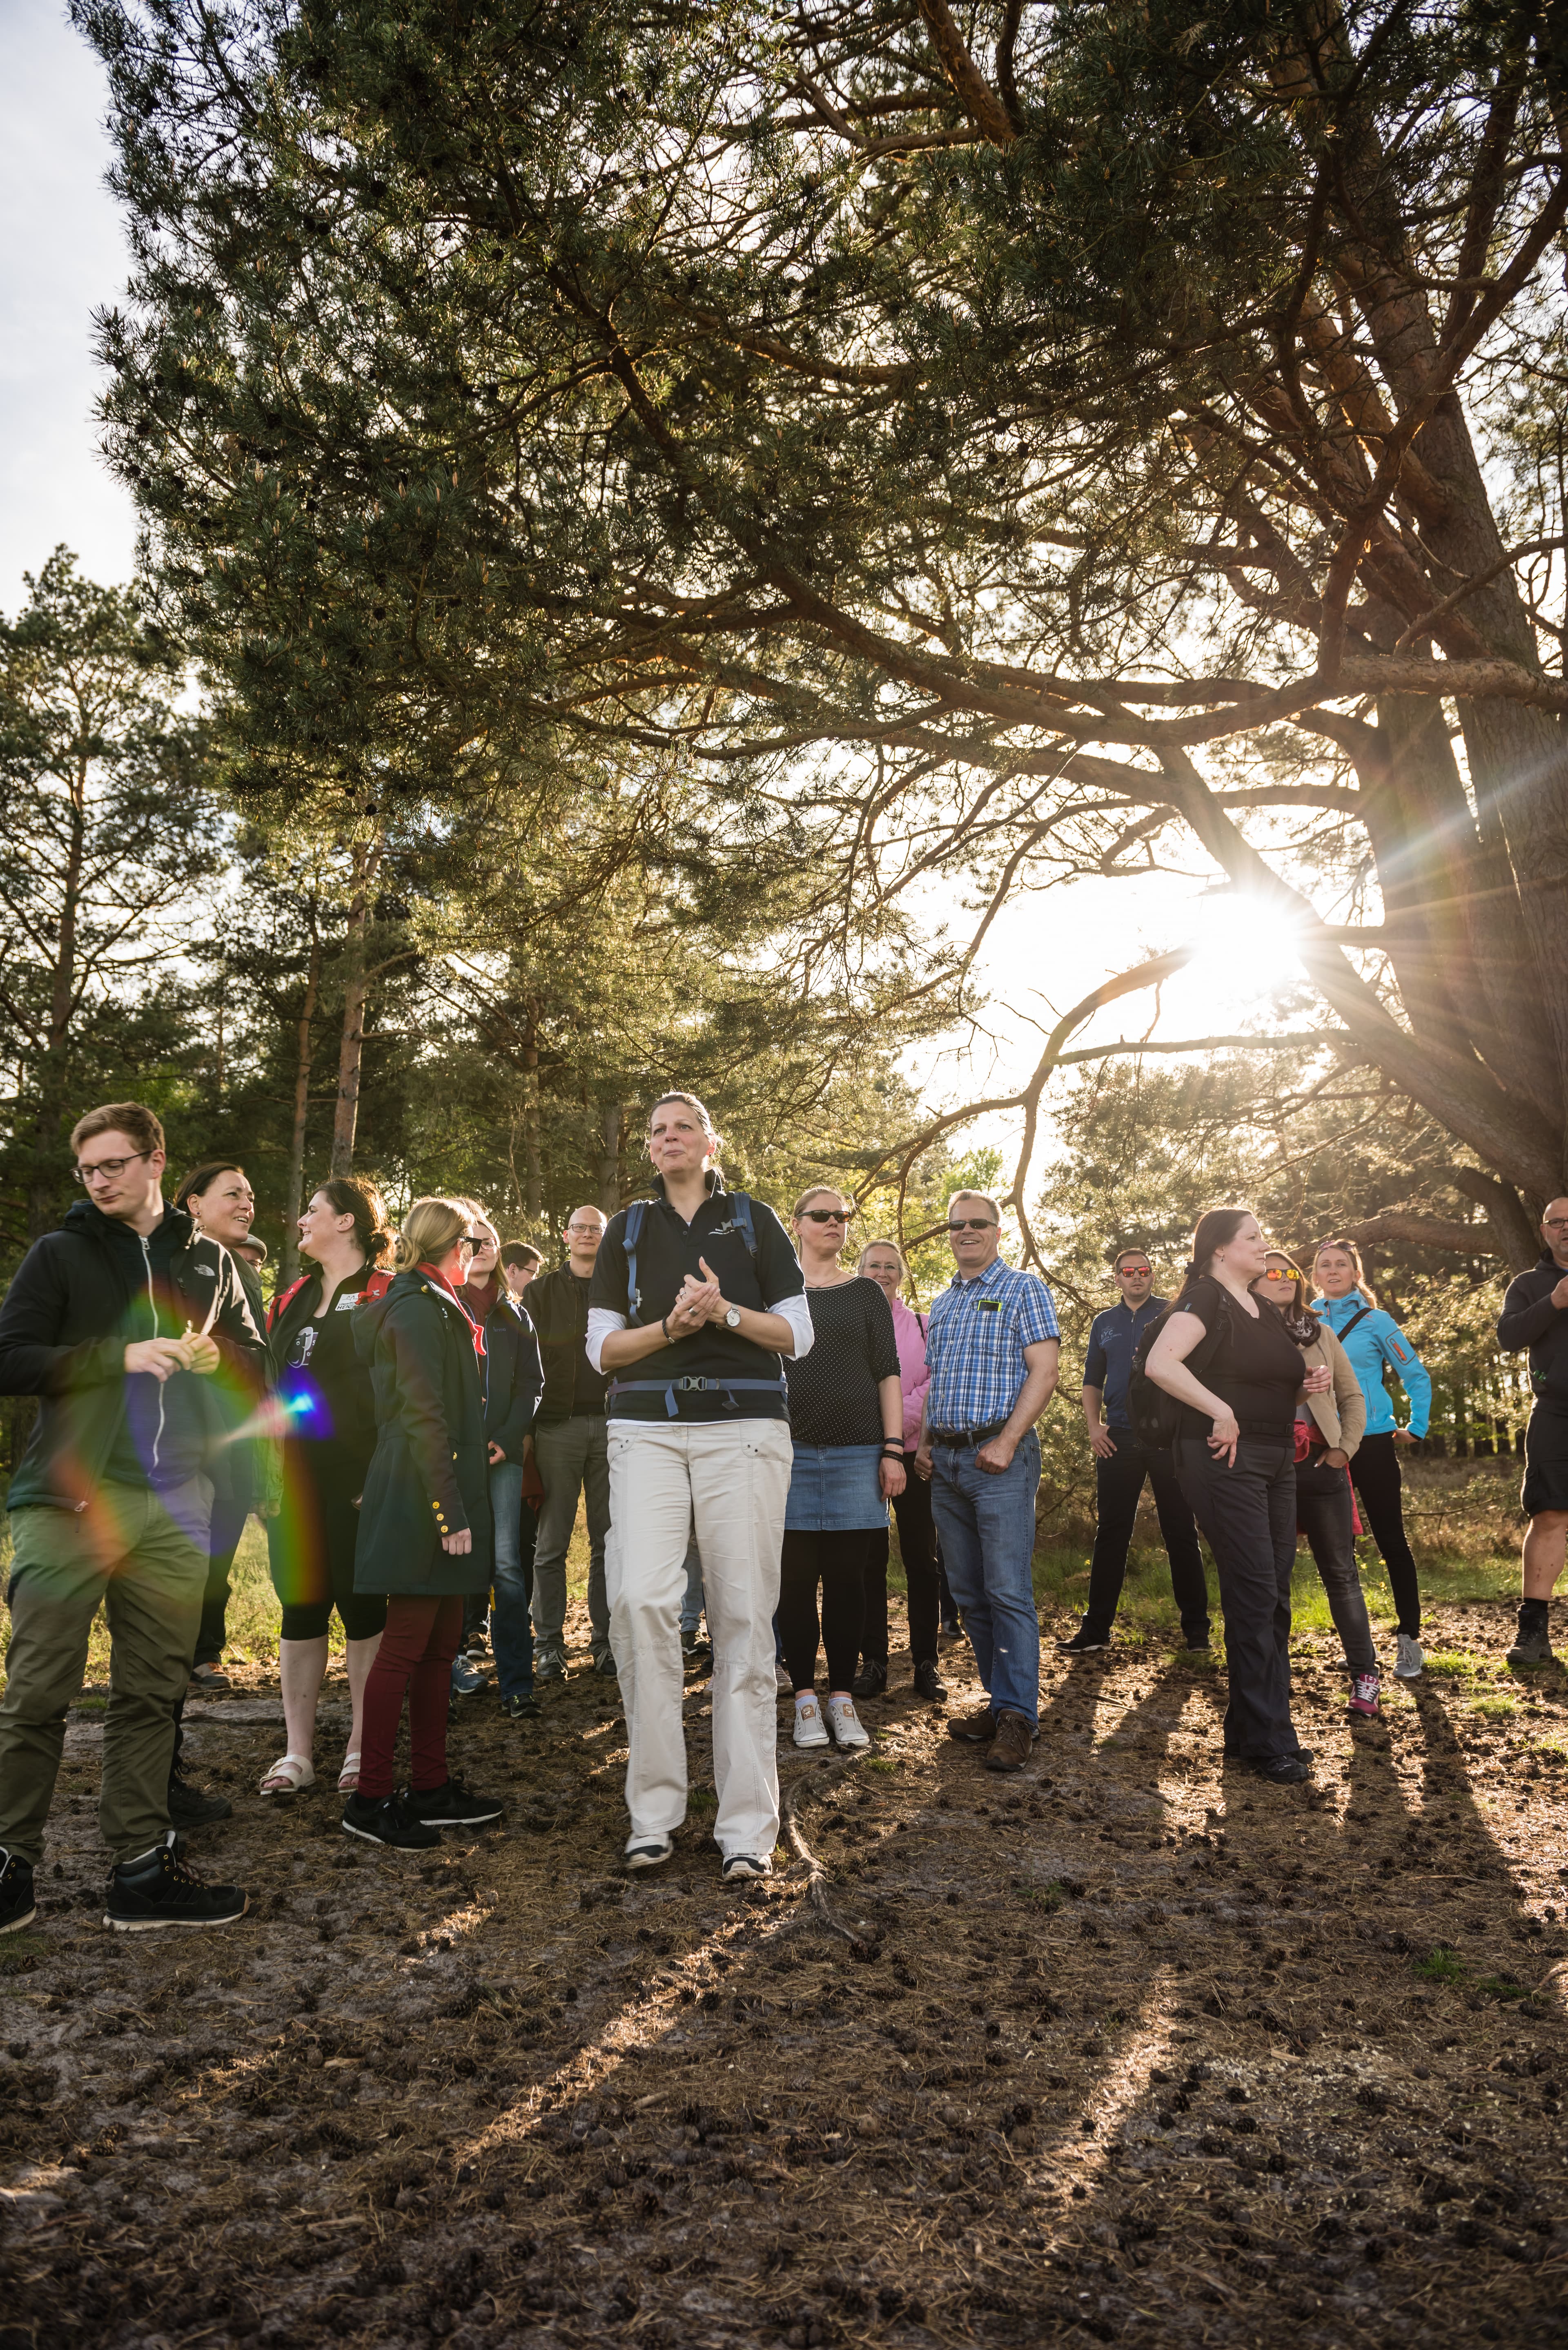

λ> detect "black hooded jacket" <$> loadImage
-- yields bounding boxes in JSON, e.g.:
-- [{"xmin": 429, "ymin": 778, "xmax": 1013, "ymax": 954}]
[{"xmin": 0, "ymin": 1199, "xmax": 268, "ymax": 1510}]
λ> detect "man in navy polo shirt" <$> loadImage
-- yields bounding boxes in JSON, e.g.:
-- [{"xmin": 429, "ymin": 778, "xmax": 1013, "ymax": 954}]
[{"xmin": 1060, "ymin": 1246, "xmax": 1209, "ymax": 1655}]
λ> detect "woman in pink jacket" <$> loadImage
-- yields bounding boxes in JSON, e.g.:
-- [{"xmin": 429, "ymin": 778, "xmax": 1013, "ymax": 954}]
[{"xmin": 853, "ymin": 1239, "xmax": 949, "ymax": 1703}]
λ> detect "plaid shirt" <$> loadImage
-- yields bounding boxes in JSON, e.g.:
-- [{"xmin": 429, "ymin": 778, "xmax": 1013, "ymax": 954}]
[{"xmin": 924, "ymin": 1257, "xmax": 1060, "ymax": 1432}]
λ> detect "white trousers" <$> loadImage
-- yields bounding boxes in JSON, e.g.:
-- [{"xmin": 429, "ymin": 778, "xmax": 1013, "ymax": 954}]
[{"xmin": 605, "ymin": 1417, "xmax": 792, "ymax": 1860}]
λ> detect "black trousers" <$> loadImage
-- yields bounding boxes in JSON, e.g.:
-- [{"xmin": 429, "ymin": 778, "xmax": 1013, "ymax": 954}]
[
  {"xmin": 1175, "ymin": 1436, "xmax": 1301, "ymax": 1762},
  {"xmin": 1348, "ymin": 1432, "xmax": 1421, "ymax": 1636},
  {"xmin": 860, "ymin": 1456, "xmax": 942, "ymax": 1666},
  {"xmin": 1083, "ymin": 1441, "xmax": 1209, "ymax": 1638},
  {"xmin": 780, "ymin": 1529, "xmax": 877, "ymax": 1692},
  {"xmin": 192, "ymin": 1497, "xmax": 249, "ymax": 1669}
]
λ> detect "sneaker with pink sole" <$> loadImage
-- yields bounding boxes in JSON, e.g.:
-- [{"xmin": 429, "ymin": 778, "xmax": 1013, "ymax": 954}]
[{"xmin": 1348, "ymin": 1672, "xmax": 1382, "ymax": 1719}]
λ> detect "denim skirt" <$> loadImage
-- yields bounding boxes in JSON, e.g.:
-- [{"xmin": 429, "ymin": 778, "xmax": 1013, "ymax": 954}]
[{"xmin": 784, "ymin": 1443, "xmax": 887, "ymax": 1532}]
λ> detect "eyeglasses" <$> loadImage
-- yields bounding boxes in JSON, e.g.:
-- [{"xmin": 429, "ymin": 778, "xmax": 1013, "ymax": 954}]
[
  {"xmin": 800, "ymin": 1208, "xmax": 851, "ymax": 1224},
  {"xmin": 455, "ymin": 1236, "xmax": 477, "ymax": 1255},
  {"xmin": 1546, "ymin": 1217, "xmax": 1568, "ymax": 1232},
  {"xmin": 947, "ymin": 1217, "xmax": 998, "ymax": 1233},
  {"xmin": 1262, "ymin": 1265, "xmax": 1304, "ymax": 1284},
  {"xmin": 75, "ymin": 1152, "xmax": 150, "ymax": 1186},
  {"xmin": 564, "ymin": 1223, "xmax": 601, "ymax": 1237}
]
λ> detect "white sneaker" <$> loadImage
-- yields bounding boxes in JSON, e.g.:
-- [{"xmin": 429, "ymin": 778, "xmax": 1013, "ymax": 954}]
[
  {"xmin": 1394, "ymin": 1633, "xmax": 1424, "ymax": 1679},
  {"xmin": 824, "ymin": 1694, "xmax": 870, "ymax": 1749},
  {"xmin": 793, "ymin": 1694, "xmax": 830, "ymax": 1748}
]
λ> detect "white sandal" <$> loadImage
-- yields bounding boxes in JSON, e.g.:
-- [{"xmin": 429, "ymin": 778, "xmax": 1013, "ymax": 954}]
[
  {"xmin": 337, "ymin": 1750, "xmax": 361, "ymax": 1793},
  {"xmin": 258, "ymin": 1752, "xmax": 316, "ymax": 1797}
]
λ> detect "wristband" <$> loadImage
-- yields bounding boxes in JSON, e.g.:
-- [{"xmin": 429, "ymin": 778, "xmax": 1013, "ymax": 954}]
[
  {"xmin": 662, "ymin": 1313, "xmax": 673, "ymax": 1345},
  {"xmin": 880, "ymin": 1442, "xmax": 905, "ymax": 1457}
]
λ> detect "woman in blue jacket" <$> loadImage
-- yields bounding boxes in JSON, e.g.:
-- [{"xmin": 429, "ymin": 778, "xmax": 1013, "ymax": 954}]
[{"xmin": 1312, "ymin": 1238, "xmax": 1432, "ymax": 1681}]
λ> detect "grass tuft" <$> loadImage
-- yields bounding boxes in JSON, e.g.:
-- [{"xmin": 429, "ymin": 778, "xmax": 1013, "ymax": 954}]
[{"xmin": 1413, "ymin": 1945, "xmax": 1466, "ymax": 1985}]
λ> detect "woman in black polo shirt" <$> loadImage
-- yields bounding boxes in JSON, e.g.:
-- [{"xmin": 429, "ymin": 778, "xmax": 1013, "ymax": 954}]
[
  {"xmin": 781, "ymin": 1190, "xmax": 904, "ymax": 1751},
  {"xmin": 1145, "ymin": 1206, "xmax": 1313, "ymax": 1784}
]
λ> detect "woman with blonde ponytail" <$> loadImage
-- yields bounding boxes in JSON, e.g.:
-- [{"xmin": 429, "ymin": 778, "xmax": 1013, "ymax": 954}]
[{"xmin": 343, "ymin": 1197, "xmax": 503, "ymax": 1848}]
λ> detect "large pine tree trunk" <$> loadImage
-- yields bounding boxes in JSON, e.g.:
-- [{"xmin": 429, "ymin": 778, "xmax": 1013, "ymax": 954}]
[
  {"xmin": 279, "ymin": 920, "xmax": 322, "ymax": 1284},
  {"xmin": 330, "ymin": 839, "xmax": 380, "ymax": 1177},
  {"xmin": 26, "ymin": 758, "xmax": 86, "ymax": 1238}
]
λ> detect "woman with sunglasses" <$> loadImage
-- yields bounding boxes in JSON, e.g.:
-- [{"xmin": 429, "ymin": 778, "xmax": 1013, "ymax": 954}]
[
  {"xmin": 1252, "ymin": 1253, "xmax": 1379, "ymax": 1716},
  {"xmin": 779, "ymin": 1189, "xmax": 904, "ymax": 1750},
  {"xmin": 852, "ymin": 1237, "xmax": 947, "ymax": 1702},
  {"xmin": 344, "ymin": 1197, "xmax": 502, "ymax": 1848},
  {"xmin": 1311, "ymin": 1238, "xmax": 1432, "ymax": 1680}
]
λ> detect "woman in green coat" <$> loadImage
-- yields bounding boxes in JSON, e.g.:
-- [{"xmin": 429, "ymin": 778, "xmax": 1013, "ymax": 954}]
[{"xmin": 343, "ymin": 1196, "xmax": 504, "ymax": 1850}]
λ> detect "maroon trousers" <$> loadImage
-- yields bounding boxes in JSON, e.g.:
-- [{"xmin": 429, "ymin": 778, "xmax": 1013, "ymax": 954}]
[{"xmin": 358, "ymin": 1595, "xmax": 463, "ymax": 1799}]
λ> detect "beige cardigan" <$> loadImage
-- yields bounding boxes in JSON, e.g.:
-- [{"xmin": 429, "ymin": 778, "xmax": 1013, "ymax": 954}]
[{"xmin": 1295, "ymin": 1325, "xmax": 1367, "ymax": 1457}]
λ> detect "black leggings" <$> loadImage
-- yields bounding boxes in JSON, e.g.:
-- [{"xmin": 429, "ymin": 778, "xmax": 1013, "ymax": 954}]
[
  {"xmin": 860, "ymin": 1460, "xmax": 942, "ymax": 1665},
  {"xmin": 1348, "ymin": 1432, "xmax": 1421, "ymax": 1637},
  {"xmin": 268, "ymin": 1451, "xmax": 389, "ymax": 1645},
  {"xmin": 780, "ymin": 1529, "xmax": 876, "ymax": 1692}
]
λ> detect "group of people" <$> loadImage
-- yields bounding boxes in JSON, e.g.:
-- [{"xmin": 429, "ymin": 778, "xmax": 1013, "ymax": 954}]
[{"xmin": 0, "ymin": 1088, "xmax": 1563, "ymax": 1936}]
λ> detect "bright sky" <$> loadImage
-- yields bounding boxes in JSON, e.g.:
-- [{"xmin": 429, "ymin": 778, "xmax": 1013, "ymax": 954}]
[
  {"xmin": 0, "ymin": 0, "xmax": 1310, "ymax": 1132},
  {"xmin": 0, "ymin": 0, "xmax": 138, "ymax": 611}
]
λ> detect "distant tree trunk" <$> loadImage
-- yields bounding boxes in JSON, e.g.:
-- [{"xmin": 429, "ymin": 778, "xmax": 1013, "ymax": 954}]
[
  {"xmin": 26, "ymin": 758, "xmax": 88, "ymax": 1237},
  {"xmin": 331, "ymin": 836, "xmax": 381, "ymax": 1176},
  {"xmin": 279, "ymin": 916, "xmax": 322, "ymax": 1285},
  {"xmin": 598, "ymin": 1101, "xmax": 623, "ymax": 1215},
  {"xmin": 523, "ymin": 999, "xmax": 543, "ymax": 1219}
]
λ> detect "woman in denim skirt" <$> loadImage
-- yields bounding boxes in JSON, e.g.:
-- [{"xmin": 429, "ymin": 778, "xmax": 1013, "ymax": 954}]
[{"xmin": 780, "ymin": 1188, "xmax": 905, "ymax": 1749}]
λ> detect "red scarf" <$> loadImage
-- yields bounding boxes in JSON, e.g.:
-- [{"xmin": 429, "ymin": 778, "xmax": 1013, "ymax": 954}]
[{"xmin": 419, "ymin": 1263, "xmax": 486, "ymax": 1359}]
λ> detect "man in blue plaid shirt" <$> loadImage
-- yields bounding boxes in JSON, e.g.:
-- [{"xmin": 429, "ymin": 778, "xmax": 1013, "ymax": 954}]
[{"xmin": 915, "ymin": 1192, "xmax": 1060, "ymax": 1772}]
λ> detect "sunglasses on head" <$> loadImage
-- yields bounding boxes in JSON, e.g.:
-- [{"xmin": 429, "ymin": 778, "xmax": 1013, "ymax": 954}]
[{"xmin": 800, "ymin": 1207, "xmax": 851, "ymax": 1224}]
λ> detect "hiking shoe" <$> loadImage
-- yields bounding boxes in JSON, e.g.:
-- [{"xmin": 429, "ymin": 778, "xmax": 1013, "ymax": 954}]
[
  {"xmin": 500, "ymin": 1691, "xmax": 540, "ymax": 1720},
  {"xmin": 793, "ymin": 1695, "xmax": 830, "ymax": 1749},
  {"xmin": 1056, "ymin": 1623, "xmax": 1109, "ymax": 1654},
  {"xmin": 681, "ymin": 1630, "xmax": 712, "ymax": 1666},
  {"xmin": 984, "ymin": 1712, "xmax": 1038, "ymax": 1773},
  {"xmin": 593, "ymin": 1647, "xmax": 619, "ymax": 1680},
  {"xmin": 775, "ymin": 1657, "xmax": 793, "ymax": 1693},
  {"xmin": 167, "ymin": 1768, "xmax": 232, "ymax": 1828},
  {"xmin": 105, "ymin": 1833, "xmax": 247, "ymax": 1931},
  {"xmin": 450, "ymin": 1653, "xmax": 486, "ymax": 1698},
  {"xmin": 913, "ymin": 1658, "xmax": 949, "ymax": 1703},
  {"xmin": 407, "ymin": 1778, "xmax": 504, "ymax": 1828},
  {"xmin": 825, "ymin": 1694, "xmax": 870, "ymax": 1749},
  {"xmin": 948, "ymin": 1703, "xmax": 999, "ymax": 1744},
  {"xmin": 535, "ymin": 1645, "xmax": 568, "ymax": 1683},
  {"xmin": 1254, "ymin": 1751, "xmax": 1312, "ymax": 1786},
  {"xmin": 464, "ymin": 1628, "xmax": 490, "ymax": 1659},
  {"xmin": 187, "ymin": 1661, "xmax": 231, "ymax": 1694},
  {"xmin": 1348, "ymin": 1672, "xmax": 1382, "ymax": 1719},
  {"xmin": 1393, "ymin": 1632, "xmax": 1424, "ymax": 1679},
  {"xmin": 722, "ymin": 1853, "xmax": 770, "ymax": 1882},
  {"xmin": 625, "ymin": 1833, "xmax": 674, "ymax": 1871},
  {"xmin": 1181, "ymin": 1627, "xmax": 1212, "ymax": 1652},
  {"xmin": 938, "ymin": 1616, "xmax": 962, "ymax": 1643},
  {"xmin": 0, "ymin": 1849, "xmax": 37, "ymax": 1935},
  {"xmin": 1506, "ymin": 1614, "xmax": 1555, "ymax": 1668},
  {"xmin": 851, "ymin": 1660, "xmax": 887, "ymax": 1700},
  {"xmin": 341, "ymin": 1793, "xmax": 441, "ymax": 1849}
]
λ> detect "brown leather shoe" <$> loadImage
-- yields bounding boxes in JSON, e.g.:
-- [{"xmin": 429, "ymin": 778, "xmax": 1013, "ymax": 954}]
[
  {"xmin": 984, "ymin": 1712, "xmax": 1038, "ymax": 1772},
  {"xmin": 947, "ymin": 1703, "xmax": 999, "ymax": 1744}
]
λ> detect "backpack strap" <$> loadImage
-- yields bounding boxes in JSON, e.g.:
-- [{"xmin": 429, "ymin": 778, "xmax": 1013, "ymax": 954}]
[
  {"xmin": 730, "ymin": 1191, "xmax": 759, "ymax": 1264},
  {"xmin": 360, "ymin": 1269, "xmax": 393, "ymax": 1305},
  {"xmin": 1335, "ymin": 1305, "xmax": 1374, "ymax": 1344},
  {"xmin": 266, "ymin": 1275, "xmax": 310, "ymax": 1334},
  {"xmin": 624, "ymin": 1199, "xmax": 648, "ymax": 1324}
]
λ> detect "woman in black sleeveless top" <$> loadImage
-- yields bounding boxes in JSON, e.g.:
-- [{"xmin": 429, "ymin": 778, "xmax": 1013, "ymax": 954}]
[{"xmin": 1146, "ymin": 1206, "xmax": 1316, "ymax": 1783}]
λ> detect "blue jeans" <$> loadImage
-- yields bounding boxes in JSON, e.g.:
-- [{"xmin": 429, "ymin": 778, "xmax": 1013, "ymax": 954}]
[
  {"xmin": 488, "ymin": 1462, "xmax": 536, "ymax": 1700},
  {"xmin": 930, "ymin": 1430, "xmax": 1042, "ymax": 1725},
  {"xmin": 680, "ymin": 1538, "xmax": 705, "ymax": 1637}
]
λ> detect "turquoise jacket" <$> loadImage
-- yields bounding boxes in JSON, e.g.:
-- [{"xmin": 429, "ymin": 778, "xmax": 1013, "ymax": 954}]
[{"xmin": 1311, "ymin": 1289, "xmax": 1431, "ymax": 1438}]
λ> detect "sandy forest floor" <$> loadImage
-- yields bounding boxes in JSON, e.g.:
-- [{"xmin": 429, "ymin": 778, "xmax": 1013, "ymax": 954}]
[{"xmin": 2, "ymin": 1587, "xmax": 1567, "ymax": 2350}]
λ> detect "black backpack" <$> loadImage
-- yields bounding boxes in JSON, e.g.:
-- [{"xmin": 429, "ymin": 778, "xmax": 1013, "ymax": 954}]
[{"xmin": 1127, "ymin": 1294, "xmax": 1229, "ymax": 1452}]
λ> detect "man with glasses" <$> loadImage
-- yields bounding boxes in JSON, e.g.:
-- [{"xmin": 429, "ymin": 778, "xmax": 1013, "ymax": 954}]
[
  {"xmin": 1061, "ymin": 1246, "xmax": 1209, "ymax": 1654},
  {"xmin": 523, "ymin": 1206, "xmax": 615, "ymax": 1681},
  {"xmin": 0, "ymin": 1102, "xmax": 265, "ymax": 1936},
  {"xmin": 1497, "ymin": 1197, "xmax": 1568, "ymax": 1666},
  {"xmin": 914, "ymin": 1191, "xmax": 1060, "ymax": 1773}
]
